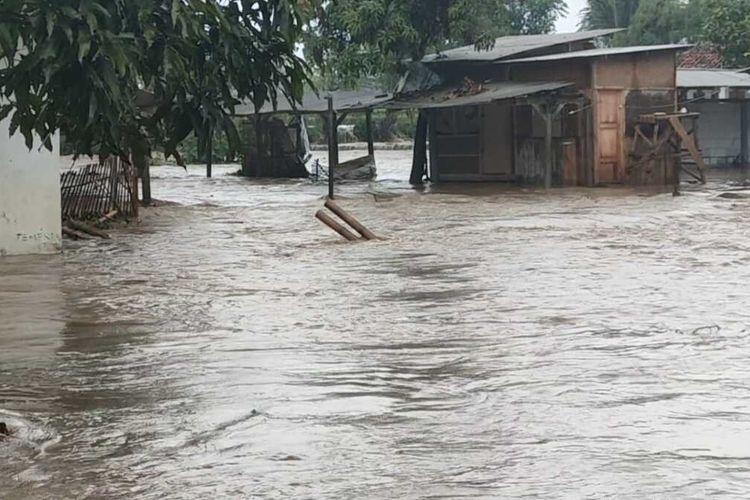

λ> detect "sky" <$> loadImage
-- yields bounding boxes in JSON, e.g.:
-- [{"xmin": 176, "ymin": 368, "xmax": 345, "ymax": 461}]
[{"xmin": 555, "ymin": 0, "xmax": 587, "ymax": 33}]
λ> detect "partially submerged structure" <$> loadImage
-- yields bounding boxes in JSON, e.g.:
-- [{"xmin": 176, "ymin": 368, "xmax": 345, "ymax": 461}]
[
  {"xmin": 234, "ymin": 90, "xmax": 391, "ymax": 188},
  {"xmin": 678, "ymin": 69, "xmax": 750, "ymax": 167},
  {"xmin": 239, "ymin": 30, "xmax": 706, "ymax": 191},
  {"xmin": 393, "ymin": 32, "xmax": 699, "ymax": 186}
]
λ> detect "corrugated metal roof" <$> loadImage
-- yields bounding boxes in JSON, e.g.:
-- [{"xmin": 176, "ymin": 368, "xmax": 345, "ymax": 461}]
[
  {"xmin": 499, "ymin": 44, "xmax": 691, "ymax": 64},
  {"xmin": 677, "ymin": 69, "xmax": 750, "ymax": 88},
  {"xmin": 422, "ymin": 29, "xmax": 624, "ymax": 64},
  {"xmin": 382, "ymin": 81, "xmax": 574, "ymax": 110},
  {"xmin": 233, "ymin": 89, "xmax": 392, "ymax": 116}
]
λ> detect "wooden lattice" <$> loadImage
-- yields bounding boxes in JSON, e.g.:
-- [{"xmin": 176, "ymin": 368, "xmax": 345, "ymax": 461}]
[{"xmin": 60, "ymin": 157, "xmax": 138, "ymax": 221}]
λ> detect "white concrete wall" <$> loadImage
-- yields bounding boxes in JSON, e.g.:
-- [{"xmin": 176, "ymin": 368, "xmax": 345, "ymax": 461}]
[
  {"xmin": 691, "ymin": 101, "xmax": 749, "ymax": 167},
  {"xmin": 0, "ymin": 118, "xmax": 62, "ymax": 256}
]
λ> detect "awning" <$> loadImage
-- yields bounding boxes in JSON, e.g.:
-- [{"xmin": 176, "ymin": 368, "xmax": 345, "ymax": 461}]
[
  {"xmin": 499, "ymin": 44, "xmax": 691, "ymax": 64},
  {"xmin": 233, "ymin": 89, "xmax": 392, "ymax": 116},
  {"xmin": 380, "ymin": 81, "xmax": 575, "ymax": 110},
  {"xmin": 421, "ymin": 29, "xmax": 623, "ymax": 64},
  {"xmin": 677, "ymin": 69, "xmax": 750, "ymax": 89}
]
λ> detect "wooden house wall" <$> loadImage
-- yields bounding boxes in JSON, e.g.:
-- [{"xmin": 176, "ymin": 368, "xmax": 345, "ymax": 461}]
[
  {"xmin": 428, "ymin": 103, "xmax": 515, "ymax": 181},
  {"xmin": 510, "ymin": 60, "xmax": 592, "ymax": 91},
  {"xmin": 591, "ymin": 52, "xmax": 677, "ymax": 185},
  {"xmin": 513, "ymin": 103, "xmax": 585, "ymax": 186},
  {"xmin": 425, "ymin": 50, "xmax": 679, "ymax": 186}
]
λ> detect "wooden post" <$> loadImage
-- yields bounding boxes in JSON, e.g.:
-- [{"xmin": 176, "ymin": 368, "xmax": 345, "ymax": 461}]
[
  {"xmin": 128, "ymin": 155, "xmax": 139, "ymax": 218},
  {"xmin": 206, "ymin": 129, "xmax": 213, "ymax": 178},
  {"xmin": 544, "ymin": 111, "xmax": 553, "ymax": 189},
  {"xmin": 741, "ymin": 101, "xmax": 749, "ymax": 167},
  {"xmin": 108, "ymin": 157, "xmax": 119, "ymax": 210},
  {"xmin": 410, "ymin": 111, "xmax": 428, "ymax": 185},
  {"xmin": 316, "ymin": 210, "xmax": 358, "ymax": 241},
  {"xmin": 531, "ymin": 100, "xmax": 562, "ymax": 189},
  {"xmin": 366, "ymin": 109, "xmax": 375, "ymax": 157},
  {"xmin": 672, "ymin": 151, "xmax": 681, "ymax": 197},
  {"xmin": 254, "ymin": 114, "xmax": 264, "ymax": 177},
  {"xmin": 324, "ymin": 200, "xmax": 377, "ymax": 240},
  {"xmin": 668, "ymin": 115, "xmax": 706, "ymax": 182},
  {"xmin": 327, "ymin": 96, "xmax": 337, "ymax": 199}
]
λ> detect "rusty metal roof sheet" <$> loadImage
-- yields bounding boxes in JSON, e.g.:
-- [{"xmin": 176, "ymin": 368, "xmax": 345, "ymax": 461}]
[
  {"xmin": 499, "ymin": 44, "xmax": 691, "ymax": 64},
  {"xmin": 422, "ymin": 29, "xmax": 624, "ymax": 64},
  {"xmin": 381, "ymin": 81, "xmax": 574, "ymax": 110},
  {"xmin": 677, "ymin": 69, "xmax": 750, "ymax": 88},
  {"xmin": 233, "ymin": 89, "xmax": 392, "ymax": 116}
]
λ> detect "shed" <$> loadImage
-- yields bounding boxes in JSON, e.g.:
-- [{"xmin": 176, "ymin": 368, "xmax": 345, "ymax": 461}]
[
  {"xmin": 406, "ymin": 39, "xmax": 693, "ymax": 186},
  {"xmin": 678, "ymin": 69, "xmax": 750, "ymax": 167},
  {"xmin": 233, "ymin": 89, "xmax": 390, "ymax": 187}
]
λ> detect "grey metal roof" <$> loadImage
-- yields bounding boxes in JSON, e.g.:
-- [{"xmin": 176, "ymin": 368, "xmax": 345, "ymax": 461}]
[
  {"xmin": 422, "ymin": 29, "xmax": 624, "ymax": 64},
  {"xmin": 233, "ymin": 89, "xmax": 392, "ymax": 116},
  {"xmin": 677, "ymin": 69, "xmax": 750, "ymax": 88},
  {"xmin": 382, "ymin": 81, "xmax": 574, "ymax": 110},
  {"xmin": 499, "ymin": 44, "xmax": 691, "ymax": 64}
]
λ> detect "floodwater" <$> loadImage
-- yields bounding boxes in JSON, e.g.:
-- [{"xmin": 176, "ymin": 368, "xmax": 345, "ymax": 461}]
[{"xmin": 2, "ymin": 150, "xmax": 750, "ymax": 499}]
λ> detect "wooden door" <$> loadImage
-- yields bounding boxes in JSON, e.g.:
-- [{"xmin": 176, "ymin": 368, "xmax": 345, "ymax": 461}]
[
  {"xmin": 481, "ymin": 102, "xmax": 514, "ymax": 177},
  {"xmin": 596, "ymin": 90, "xmax": 624, "ymax": 184}
]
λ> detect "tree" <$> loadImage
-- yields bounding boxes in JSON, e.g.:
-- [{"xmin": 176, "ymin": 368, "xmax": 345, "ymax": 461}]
[
  {"xmin": 0, "ymin": 0, "xmax": 310, "ymax": 164},
  {"xmin": 621, "ymin": 0, "xmax": 687, "ymax": 46},
  {"xmin": 508, "ymin": 0, "xmax": 568, "ymax": 35},
  {"xmin": 305, "ymin": 0, "xmax": 566, "ymax": 87},
  {"xmin": 700, "ymin": 0, "xmax": 750, "ymax": 66},
  {"xmin": 581, "ymin": 0, "xmax": 640, "ymax": 30}
]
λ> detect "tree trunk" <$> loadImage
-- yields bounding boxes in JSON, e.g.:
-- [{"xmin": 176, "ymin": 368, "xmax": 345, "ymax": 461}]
[{"xmin": 131, "ymin": 138, "xmax": 151, "ymax": 205}]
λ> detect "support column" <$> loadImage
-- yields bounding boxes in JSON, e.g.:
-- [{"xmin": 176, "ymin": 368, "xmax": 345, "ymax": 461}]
[
  {"xmin": 253, "ymin": 114, "xmax": 264, "ymax": 177},
  {"xmin": 741, "ymin": 101, "xmax": 749, "ymax": 167},
  {"xmin": 327, "ymin": 96, "xmax": 337, "ymax": 199},
  {"xmin": 206, "ymin": 129, "xmax": 213, "ymax": 178},
  {"xmin": 366, "ymin": 110, "xmax": 375, "ymax": 157},
  {"xmin": 410, "ymin": 111, "xmax": 428, "ymax": 185},
  {"xmin": 531, "ymin": 98, "xmax": 567, "ymax": 188},
  {"xmin": 543, "ymin": 112, "xmax": 553, "ymax": 189}
]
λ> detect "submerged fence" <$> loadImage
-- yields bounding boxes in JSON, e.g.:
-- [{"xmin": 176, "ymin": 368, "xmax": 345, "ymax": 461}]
[{"xmin": 60, "ymin": 157, "xmax": 138, "ymax": 221}]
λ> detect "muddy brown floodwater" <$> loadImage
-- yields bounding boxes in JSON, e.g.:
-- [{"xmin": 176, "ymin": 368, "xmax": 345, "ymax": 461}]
[{"xmin": 2, "ymin": 150, "xmax": 750, "ymax": 499}]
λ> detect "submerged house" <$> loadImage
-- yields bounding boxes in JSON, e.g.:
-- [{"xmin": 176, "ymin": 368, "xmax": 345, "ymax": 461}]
[
  {"xmin": 235, "ymin": 30, "xmax": 704, "ymax": 189},
  {"xmin": 390, "ymin": 30, "xmax": 696, "ymax": 186}
]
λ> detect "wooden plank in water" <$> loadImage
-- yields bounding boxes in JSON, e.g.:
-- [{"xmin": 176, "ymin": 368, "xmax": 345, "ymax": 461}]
[
  {"xmin": 315, "ymin": 210, "xmax": 359, "ymax": 241},
  {"xmin": 324, "ymin": 200, "xmax": 377, "ymax": 241}
]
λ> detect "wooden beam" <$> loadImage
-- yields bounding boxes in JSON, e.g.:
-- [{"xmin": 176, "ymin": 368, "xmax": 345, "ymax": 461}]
[
  {"xmin": 742, "ymin": 101, "xmax": 749, "ymax": 166},
  {"xmin": 327, "ymin": 96, "xmax": 337, "ymax": 199},
  {"xmin": 336, "ymin": 112, "xmax": 350, "ymax": 126},
  {"xmin": 544, "ymin": 113, "xmax": 553, "ymax": 189},
  {"xmin": 325, "ymin": 200, "xmax": 377, "ymax": 240},
  {"xmin": 668, "ymin": 115, "xmax": 707, "ymax": 183},
  {"xmin": 410, "ymin": 111, "xmax": 428, "ymax": 185},
  {"xmin": 365, "ymin": 110, "xmax": 375, "ymax": 157},
  {"xmin": 206, "ymin": 130, "xmax": 213, "ymax": 178},
  {"xmin": 531, "ymin": 101, "xmax": 555, "ymax": 189},
  {"xmin": 316, "ymin": 210, "xmax": 358, "ymax": 241}
]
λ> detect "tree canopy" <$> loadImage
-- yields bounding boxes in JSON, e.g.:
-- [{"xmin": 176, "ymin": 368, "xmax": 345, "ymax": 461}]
[
  {"xmin": 581, "ymin": 0, "xmax": 640, "ymax": 31},
  {"xmin": 305, "ymin": 0, "xmax": 566, "ymax": 87},
  {"xmin": 582, "ymin": 0, "xmax": 750, "ymax": 67},
  {"xmin": 700, "ymin": 0, "xmax": 750, "ymax": 67},
  {"xmin": 0, "ymin": 0, "xmax": 310, "ymax": 161}
]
